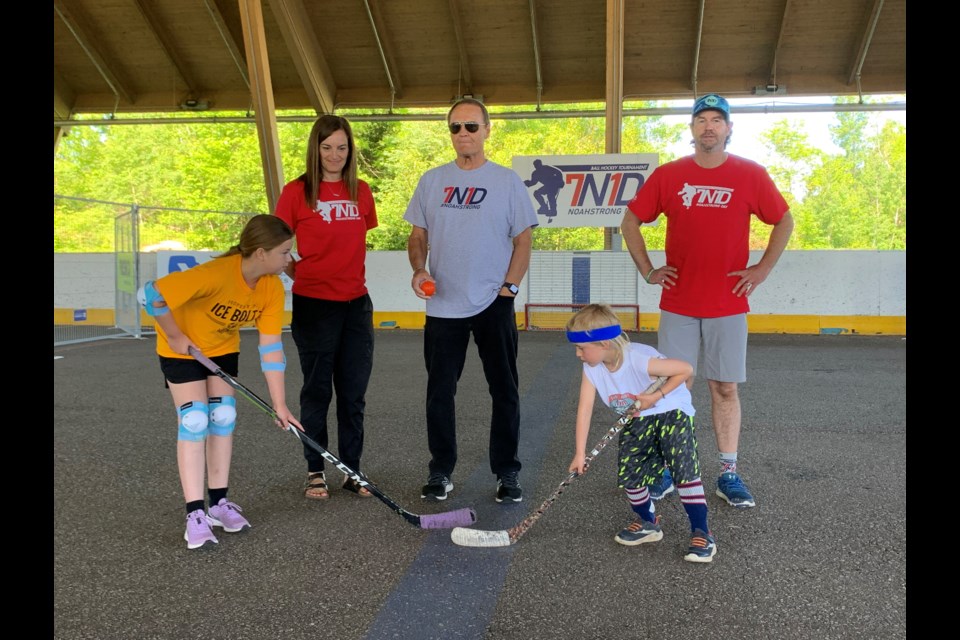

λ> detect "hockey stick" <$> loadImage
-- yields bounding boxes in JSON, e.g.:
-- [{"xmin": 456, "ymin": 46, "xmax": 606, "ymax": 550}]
[
  {"xmin": 189, "ymin": 347, "xmax": 476, "ymax": 530},
  {"xmin": 450, "ymin": 375, "xmax": 668, "ymax": 547}
]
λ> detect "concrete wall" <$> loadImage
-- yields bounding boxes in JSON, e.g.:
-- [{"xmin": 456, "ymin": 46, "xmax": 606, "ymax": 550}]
[{"xmin": 53, "ymin": 250, "xmax": 906, "ymax": 334}]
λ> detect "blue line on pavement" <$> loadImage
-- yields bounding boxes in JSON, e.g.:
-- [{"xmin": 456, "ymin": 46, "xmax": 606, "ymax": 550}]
[{"xmin": 363, "ymin": 341, "xmax": 576, "ymax": 640}]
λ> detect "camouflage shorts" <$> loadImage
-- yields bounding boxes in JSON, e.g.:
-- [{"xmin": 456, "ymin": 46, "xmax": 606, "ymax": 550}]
[{"xmin": 617, "ymin": 409, "xmax": 699, "ymax": 489}]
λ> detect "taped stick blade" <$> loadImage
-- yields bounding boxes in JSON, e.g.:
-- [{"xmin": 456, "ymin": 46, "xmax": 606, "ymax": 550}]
[
  {"xmin": 418, "ymin": 508, "xmax": 478, "ymax": 530},
  {"xmin": 450, "ymin": 527, "xmax": 512, "ymax": 547}
]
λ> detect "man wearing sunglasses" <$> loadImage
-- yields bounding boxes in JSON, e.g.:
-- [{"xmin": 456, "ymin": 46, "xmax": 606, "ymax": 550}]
[{"xmin": 404, "ymin": 97, "xmax": 538, "ymax": 504}]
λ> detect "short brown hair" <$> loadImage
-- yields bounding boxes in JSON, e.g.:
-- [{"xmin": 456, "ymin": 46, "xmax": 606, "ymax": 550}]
[{"xmin": 447, "ymin": 97, "xmax": 490, "ymax": 125}]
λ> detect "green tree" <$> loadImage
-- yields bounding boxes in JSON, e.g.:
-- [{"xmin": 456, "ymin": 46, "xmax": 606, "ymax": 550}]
[
  {"xmin": 763, "ymin": 101, "xmax": 906, "ymax": 250},
  {"xmin": 54, "ymin": 103, "xmax": 904, "ymax": 253}
]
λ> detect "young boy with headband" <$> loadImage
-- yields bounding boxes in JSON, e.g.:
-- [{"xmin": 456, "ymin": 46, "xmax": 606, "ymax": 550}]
[{"xmin": 566, "ymin": 304, "xmax": 716, "ymax": 562}]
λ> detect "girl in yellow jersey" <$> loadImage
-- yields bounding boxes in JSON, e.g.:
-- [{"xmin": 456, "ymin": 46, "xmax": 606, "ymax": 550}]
[{"xmin": 140, "ymin": 214, "xmax": 303, "ymax": 550}]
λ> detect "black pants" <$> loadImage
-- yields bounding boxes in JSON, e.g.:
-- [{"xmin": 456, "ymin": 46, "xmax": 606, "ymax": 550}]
[
  {"xmin": 423, "ymin": 295, "xmax": 521, "ymax": 477},
  {"xmin": 291, "ymin": 293, "xmax": 374, "ymax": 473}
]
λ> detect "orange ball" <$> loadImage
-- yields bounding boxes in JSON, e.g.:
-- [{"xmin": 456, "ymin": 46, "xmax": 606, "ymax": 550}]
[{"xmin": 421, "ymin": 280, "xmax": 436, "ymax": 296}]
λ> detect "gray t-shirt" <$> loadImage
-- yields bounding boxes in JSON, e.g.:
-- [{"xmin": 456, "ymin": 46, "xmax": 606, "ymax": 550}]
[{"xmin": 404, "ymin": 160, "xmax": 538, "ymax": 318}]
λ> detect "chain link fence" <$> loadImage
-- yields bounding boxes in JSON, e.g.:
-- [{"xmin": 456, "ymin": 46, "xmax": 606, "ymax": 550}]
[{"xmin": 54, "ymin": 195, "xmax": 256, "ymax": 346}]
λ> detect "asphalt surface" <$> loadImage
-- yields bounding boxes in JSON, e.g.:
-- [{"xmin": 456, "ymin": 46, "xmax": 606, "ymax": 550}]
[{"xmin": 54, "ymin": 330, "xmax": 906, "ymax": 640}]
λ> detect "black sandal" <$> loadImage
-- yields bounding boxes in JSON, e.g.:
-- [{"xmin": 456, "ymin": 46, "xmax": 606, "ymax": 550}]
[
  {"xmin": 342, "ymin": 476, "xmax": 373, "ymax": 498},
  {"xmin": 304, "ymin": 472, "xmax": 329, "ymax": 500}
]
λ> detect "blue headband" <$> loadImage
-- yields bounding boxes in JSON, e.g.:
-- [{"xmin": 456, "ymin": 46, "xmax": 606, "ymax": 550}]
[{"xmin": 566, "ymin": 324, "xmax": 622, "ymax": 343}]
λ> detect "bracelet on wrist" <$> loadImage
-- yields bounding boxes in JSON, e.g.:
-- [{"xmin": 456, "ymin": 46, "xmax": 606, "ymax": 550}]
[
  {"xmin": 644, "ymin": 268, "xmax": 655, "ymax": 283},
  {"xmin": 659, "ymin": 389, "xmax": 666, "ymax": 399}
]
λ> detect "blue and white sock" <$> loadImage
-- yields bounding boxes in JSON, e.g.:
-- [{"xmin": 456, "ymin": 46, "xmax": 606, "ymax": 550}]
[
  {"xmin": 626, "ymin": 487, "xmax": 656, "ymax": 522},
  {"xmin": 678, "ymin": 479, "xmax": 709, "ymax": 532}
]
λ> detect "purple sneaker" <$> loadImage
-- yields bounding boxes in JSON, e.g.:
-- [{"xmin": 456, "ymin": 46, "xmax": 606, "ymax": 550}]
[
  {"xmin": 184, "ymin": 509, "xmax": 218, "ymax": 550},
  {"xmin": 208, "ymin": 499, "xmax": 251, "ymax": 533}
]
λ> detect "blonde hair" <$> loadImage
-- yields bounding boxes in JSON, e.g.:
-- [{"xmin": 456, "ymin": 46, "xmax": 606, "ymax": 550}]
[{"xmin": 565, "ymin": 304, "xmax": 631, "ymax": 356}]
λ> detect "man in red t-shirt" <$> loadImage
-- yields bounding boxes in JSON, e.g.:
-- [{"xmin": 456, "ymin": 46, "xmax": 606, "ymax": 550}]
[{"xmin": 621, "ymin": 94, "xmax": 794, "ymax": 509}]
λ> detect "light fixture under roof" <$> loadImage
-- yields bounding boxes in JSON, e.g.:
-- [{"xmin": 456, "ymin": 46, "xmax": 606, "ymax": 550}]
[
  {"xmin": 180, "ymin": 99, "xmax": 210, "ymax": 111},
  {"xmin": 753, "ymin": 84, "xmax": 787, "ymax": 96}
]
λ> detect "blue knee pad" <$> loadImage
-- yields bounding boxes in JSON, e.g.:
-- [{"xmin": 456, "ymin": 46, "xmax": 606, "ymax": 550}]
[
  {"xmin": 178, "ymin": 401, "xmax": 209, "ymax": 442},
  {"xmin": 208, "ymin": 396, "xmax": 237, "ymax": 437}
]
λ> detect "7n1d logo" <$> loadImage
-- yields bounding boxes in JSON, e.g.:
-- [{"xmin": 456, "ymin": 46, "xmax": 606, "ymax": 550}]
[
  {"xmin": 678, "ymin": 183, "xmax": 733, "ymax": 209},
  {"xmin": 443, "ymin": 186, "xmax": 488, "ymax": 205},
  {"xmin": 565, "ymin": 172, "xmax": 645, "ymax": 206}
]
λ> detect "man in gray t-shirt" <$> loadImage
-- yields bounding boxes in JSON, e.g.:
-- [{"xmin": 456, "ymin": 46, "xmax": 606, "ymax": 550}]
[{"xmin": 404, "ymin": 97, "xmax": 538, "ymax": 504}]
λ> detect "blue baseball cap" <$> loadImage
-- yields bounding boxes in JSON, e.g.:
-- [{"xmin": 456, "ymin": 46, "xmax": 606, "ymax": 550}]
[{"xmin": 692, "ymin": 94, "xmax": 730, "ymax": 119}]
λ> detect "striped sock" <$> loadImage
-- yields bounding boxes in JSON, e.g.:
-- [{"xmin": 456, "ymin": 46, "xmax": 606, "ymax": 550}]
[
  {"xmin": 678, "ymin": 479, "xmax": 709, "ymax": 532},
  {"xmin": 626, "ymin": 487, "xmax": 656, "ymax": 522},
  {"xmin": 720, "ymin": 452, "xmax": 738, "ymax": 474}
]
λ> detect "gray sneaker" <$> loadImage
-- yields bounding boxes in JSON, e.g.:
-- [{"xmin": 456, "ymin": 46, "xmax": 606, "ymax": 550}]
[{"xmin": 614, "ymin": 516, "xmax": 663, "ymax": 546}]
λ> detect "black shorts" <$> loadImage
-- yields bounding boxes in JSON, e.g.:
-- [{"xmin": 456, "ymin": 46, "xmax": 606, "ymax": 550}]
[{"xmin": 159, "ymin": 352, "xmax": 239, "ymax": 386}]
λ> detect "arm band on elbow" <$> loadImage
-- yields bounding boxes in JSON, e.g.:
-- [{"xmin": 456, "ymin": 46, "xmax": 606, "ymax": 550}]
[
  {"xmin": 138, "ymin": 280, "xmax": 170, "ymax": 317},
  {"xmin": 258, "ymin": 341, "xmax": 286, "ymax": 372}
]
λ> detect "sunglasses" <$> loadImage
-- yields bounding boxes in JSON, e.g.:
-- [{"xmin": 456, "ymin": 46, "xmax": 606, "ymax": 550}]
[{"xmin": 448, "ymin": 121, "xmax": 483, "ymax": 134}]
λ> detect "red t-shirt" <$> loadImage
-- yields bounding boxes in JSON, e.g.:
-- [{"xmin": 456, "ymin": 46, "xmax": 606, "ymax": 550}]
[
  {"xmin": 275, "ymin": 178, "xmax": 378, "ymax": 301},
  {"xmin": 627, "ymin": 154, "xmax": 788, "ymax": 318}
]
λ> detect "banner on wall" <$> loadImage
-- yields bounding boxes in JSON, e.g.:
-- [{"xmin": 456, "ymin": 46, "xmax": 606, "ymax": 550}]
[{"xmin": 512, "ymin": 153, "xmax": 659, "ymax": 228}]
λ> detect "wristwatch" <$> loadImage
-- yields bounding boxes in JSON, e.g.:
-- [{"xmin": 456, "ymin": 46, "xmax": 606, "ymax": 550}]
[{"xmin": 502, "ymin": 282, "xmax": 519, "ymax": 295}]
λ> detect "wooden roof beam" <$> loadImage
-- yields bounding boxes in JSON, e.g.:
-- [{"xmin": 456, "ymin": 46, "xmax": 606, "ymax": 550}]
[
  {"xmin": 690, "ymin": 0, "xmax": 705, "ymax": 96},
  {"xmin": 54, "ymin": 68, "xmax": 75, "ymax": 120},
  {"xmin": 448, "ymin": 0, "xmax": 473, "ymax": 95},
  {"xmin": 604, "ymin": 0, "xmax": 625, "ymax": 251},
  {"xmin": 528, "ymin": 0, "xmax": 544, "ymax": 109},
  {"xmin": 268, "ymin": 0, "xmax": 336, "ymax": 113},
  {"xmin": 203, "ymin": 0, "xmax": 250, "ymax": 90},
  {"xmin": 364, "ymin": 0, "xmax": 403, "ymax": 102},
  {"xmin": 132, "ymin": 0, "xmax": 198, "ymax": 97},
  {"xmin": 54, "ymin": 68, "xmax": 74, "ymax": 154},
  {"xmin": 238, "ymin": 0, "xmax": 284, "ymax": 211},
  {"xmin": 766, "ymin": 0, "xmax": 793, "ymax": 90},
  {"xmin": 605, "ymin": 0, "xmax": 624, "ymax": 153},
  {"xmin": 54, "ymin": 0, "xmax": 135, "ymax": 105}
]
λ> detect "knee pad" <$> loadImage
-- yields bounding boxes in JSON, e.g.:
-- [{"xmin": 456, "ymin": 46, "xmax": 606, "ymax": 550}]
[
  {"xmin": 178, "ymin": 401, "xmax": 209, "ymax": 442},
  {"xmin": 208, "ymin": 396, "xmax": 237, "ymax": 437}
]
